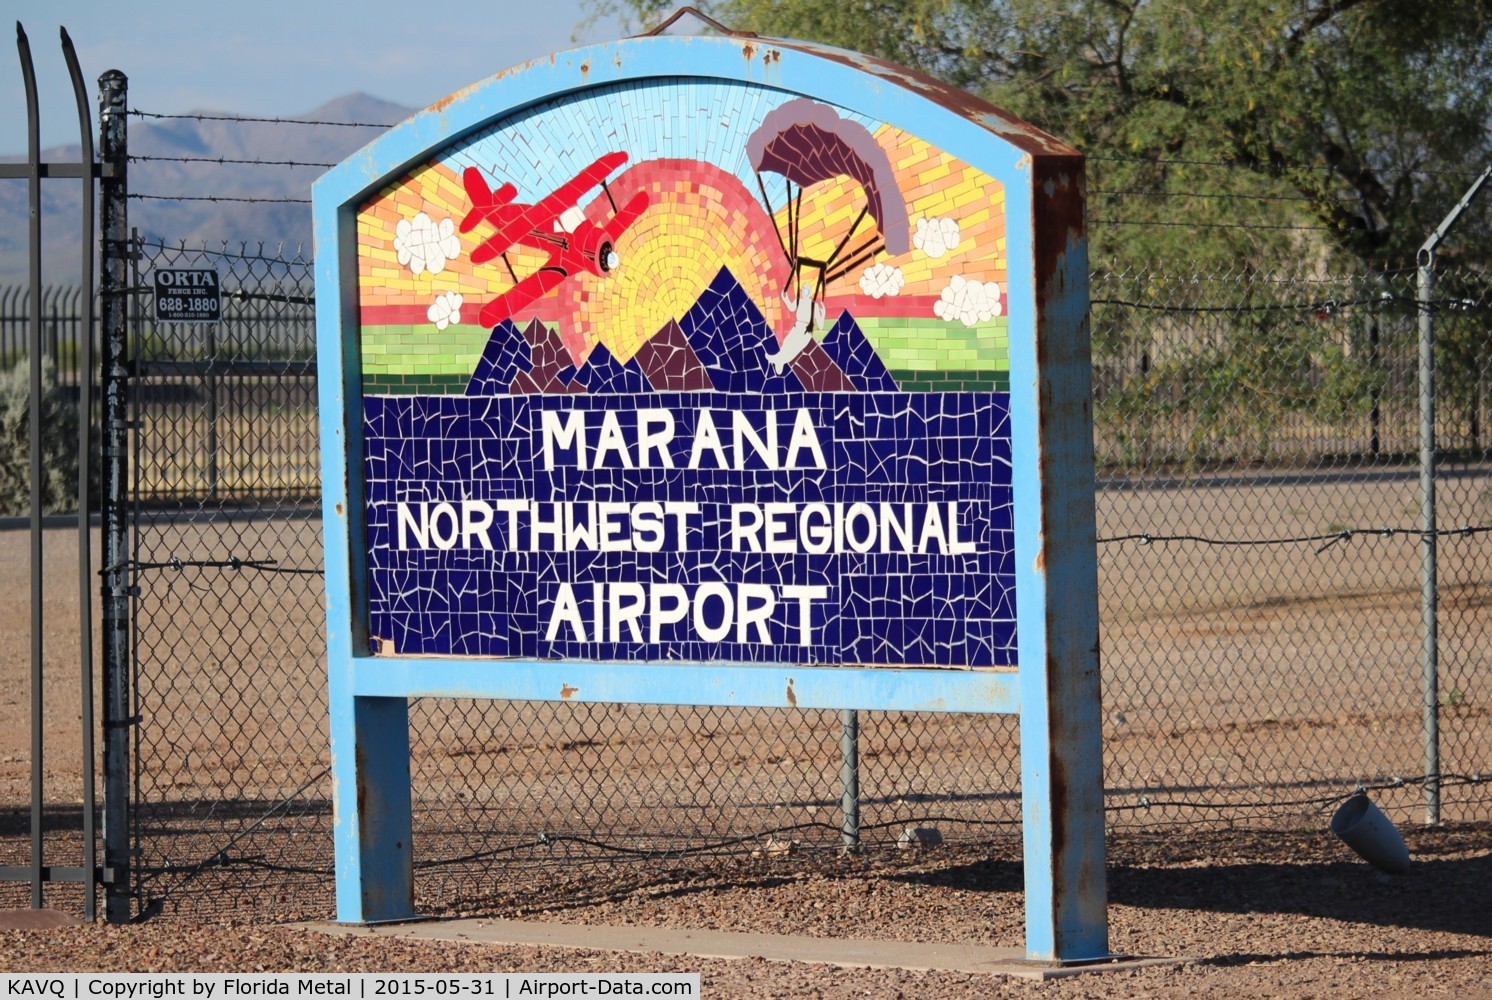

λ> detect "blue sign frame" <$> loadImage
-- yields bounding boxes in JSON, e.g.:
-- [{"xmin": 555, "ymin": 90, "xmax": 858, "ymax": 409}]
[{"xmin": 314, "ymin": 33, "xmax": 1106, "ymax": 961}]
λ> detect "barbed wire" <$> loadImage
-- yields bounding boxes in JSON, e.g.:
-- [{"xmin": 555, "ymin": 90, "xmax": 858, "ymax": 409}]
[
  {"xmin": 125, "ymin": 556, "xmax": 323, "ymax": 575},
  {"xmin": 1090, "ymin": 154, "xmax": 1339, "ymax": 173},
  {"xmin": 1092, "ymin": 293, "xmax": 1490, "ymax": 314},
  {"xmin": 128, "ymin": 193, "xmax": 311, "ymax": 205},
  {"xmin": 134, "ymin": 238, "xmax": 313, "ymax": 265},
  {"xmin": 1091, "ymin": 154, "xmax": 1488, "ymax": 180},
  {"xmin": 137, "ymin": 771, "xmax": 1487, "ymax": 880},
  {"xmin": 1092, "ymin": 187, "xmax": 1318, "ymax": 204},
  {"xmin": 1091, "ymin": 293, "xmax": 1385, "ymax": 314},
  {"xmin": 129, "ymin": 154, "xmax": 337, "ymax": 169},
  {"xmin": 138, "ymin": 764, "xmax": 335, "ymax": 883},
  {"xmin": 127, "ymin": 109, "xmax": 394, "ymax": 129},
  {"xmin": 1094, "ymin": 217, "xmax": 1336, "ymax": 232},
  {"xmin": 111, "ymin": 524, "xmax": 1492, "ymax": 578},
  {"xmin": 1100, "ymin": 524, "xmax": 1492, "ymax": 554},
  {"xmin": 1108, "ymin": 773, "xmax": 1485, "ymax": 814}
]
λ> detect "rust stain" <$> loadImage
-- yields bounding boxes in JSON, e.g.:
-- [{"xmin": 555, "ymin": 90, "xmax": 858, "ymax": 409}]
[
  {"xmin": 765, "ymin": 48, "xmax": 780, "ymax": 65},
  {"xmin": 354, "ymin": 745, "xmax": 368, "ymax": 817},
  {"xmin": 741, "ymin": 41, "xmax": 756, "ymax": 61},
  {"xmin": 580, "ymin": 61, "xmax": 590, "ymax": 77},
  {"xmin": 560, "ymin": 683, "xmax": 579, "ymax": 699},
  {"xmin": 1048, "ymin": 755, "xmax": 1069, "ymax": 861},
  {"xmin": 1032, "ymin": 164, "xmax": 1086, "ymax": 321},
  {"xmin": 1033, "ymin": 544, "xmax": 1046, "ymax": 574},
  {"xmin": 334, "ymin": 502, "xmax": 344, "ymax": 516},
  {"xmin": 425, "ymin": 73, "xmax": 492, "ymax": 113},
  {"xmin": 785, "ymin": 678, "xmax": 797, "ymax": 708}
]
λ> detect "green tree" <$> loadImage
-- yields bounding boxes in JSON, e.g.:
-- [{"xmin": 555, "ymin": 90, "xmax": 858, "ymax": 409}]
[{"xmin": 593, "ymin": 0, "xmax": 1492, "ymax": 270}]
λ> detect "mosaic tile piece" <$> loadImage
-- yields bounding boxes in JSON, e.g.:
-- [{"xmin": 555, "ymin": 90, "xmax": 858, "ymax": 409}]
[
  {"xmin": 572, "ymin": 342, "xmax": 654, "ymax": 395},
  {"xmin": 747, "ymin": 97, "xmax": 911, "ymax": 256},
  {"xmin": 820, "ymin": 311, "xmax": 900, "ymax": 392},
  {"xmin": 465, "ymin": 319, "xmax": 533, "ymax": 395},
  {"xmin": 788, "ymin": 331, "xmax": 856, "ymax": 393},
  {"xmin": 681, "ymin": 267, "xmax": 805, "ymax": 395},
  {"xmin": 506, "ymin": 319, "xmax": 583, "ymax": 395},
  {"xmin": 633, "ymin": 319, "xmax": 715, "ymax": 392}
]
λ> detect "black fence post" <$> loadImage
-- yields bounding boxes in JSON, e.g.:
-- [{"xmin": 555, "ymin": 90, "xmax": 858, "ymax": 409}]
[{"xmin": 98, "ymin": 68, "xmax": 132, "ymax": 924}]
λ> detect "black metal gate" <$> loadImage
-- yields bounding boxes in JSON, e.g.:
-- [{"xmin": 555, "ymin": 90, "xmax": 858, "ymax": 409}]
[{"xmin": 117, "ymin": 234, "xmax": 332, "ymax": 919}]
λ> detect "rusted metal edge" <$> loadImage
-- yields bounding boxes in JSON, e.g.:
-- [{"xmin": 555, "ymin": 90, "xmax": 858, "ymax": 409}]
[
  {"xmin": 642, "ymin": 6, "xmax": 758, "ymax": 38},
  {"xmin": 725, "ymin": 35, "xmax": 1080, "ymax": 160},
  {"xmin": 415, "ymin": 34, "xmax": 1082, "ymax": 163}
]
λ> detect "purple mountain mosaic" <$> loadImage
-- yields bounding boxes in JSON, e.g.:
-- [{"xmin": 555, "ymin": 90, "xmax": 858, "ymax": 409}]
[
  {"xmin": 634, "ymin": 319, "xmax": 714, "ymax": 391},
  {"xmin": 820, "ymin": 310, "xmax": 899, "ymax": 392},
  {"xmin": 463, "ymin": 267, "xmax": 891, "ymax": 396},
  {"xmin": 511, "ymin": 318, "xmax": 585, "ymax": 395},
  {"xmin": 465, "ymin": 318, "xmax": 532, "ymax": 395}
]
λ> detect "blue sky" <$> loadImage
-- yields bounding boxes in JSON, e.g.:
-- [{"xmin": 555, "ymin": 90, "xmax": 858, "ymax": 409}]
[{"xmin": 2, "ymin": 0, "xmax": 634, "ymax": 152}]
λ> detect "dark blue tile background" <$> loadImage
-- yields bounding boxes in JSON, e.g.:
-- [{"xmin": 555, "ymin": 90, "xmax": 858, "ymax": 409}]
[{"xmin": 363, "ymin": 391, "xmax": 1016, "ymax": 666}]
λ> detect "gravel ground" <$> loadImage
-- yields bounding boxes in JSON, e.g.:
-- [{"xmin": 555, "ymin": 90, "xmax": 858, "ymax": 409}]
[{"xmin": 3, "ymin": 824, "xmax": 1490, "ymax": 998}]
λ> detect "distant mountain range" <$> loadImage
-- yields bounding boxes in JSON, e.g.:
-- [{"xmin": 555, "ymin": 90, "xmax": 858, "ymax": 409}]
[{"xmin": 0, "ymin": 93, "xmax": 415, "ymax": 285}]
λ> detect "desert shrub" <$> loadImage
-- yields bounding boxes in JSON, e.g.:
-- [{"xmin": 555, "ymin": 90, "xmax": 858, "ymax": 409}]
[{"xmin": 0, "ymin": 360, "xmax": 83, "ymax": 515}]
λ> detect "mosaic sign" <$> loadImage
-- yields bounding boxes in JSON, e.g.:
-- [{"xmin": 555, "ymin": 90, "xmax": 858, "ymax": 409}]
[
  {"xmin": 356, "ymin": 86, "xmax": 1015, "ymax": 668},
  {"xmin": 316, "ymin": 34, "xmax": 1106, "ymax": 959}
]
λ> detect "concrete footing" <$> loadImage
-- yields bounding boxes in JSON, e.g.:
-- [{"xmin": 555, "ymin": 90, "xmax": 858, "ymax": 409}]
[{"xmin": 301, "ymin": 918, "xmax": 1193, "ymax": 981}]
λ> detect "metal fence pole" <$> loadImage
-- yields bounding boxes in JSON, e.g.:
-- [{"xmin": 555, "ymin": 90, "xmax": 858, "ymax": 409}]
[
  {"xmin": 98, "ymin": 68, "xmax": 132, "ymax": 922},
  {"xmin": 840, "ymin": 709, "xmax": 859, "ymax": 850},
  {"xmin": 1414, "ymin": 163, "xmax": 1492, "ymax": 825},
  {"xmin": 206, "ymin": 320, "xmax": 219, "ymax": 498},
  {"xmin": 1417, "ymin": 250, "xmax": 1440, "ymax": 825},
  {"xmin": 62, "ymin": 24, "xmax": 99, "ymax": 923},
  {"xmin": 18, "ymin": 21, "xmax": 46, "ymax": 913}
]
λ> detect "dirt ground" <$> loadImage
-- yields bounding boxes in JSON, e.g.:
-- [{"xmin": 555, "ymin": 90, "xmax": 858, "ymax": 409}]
[
  {"xmin": 1, "ymin": 464, "xmax": 1491, "ymax": 996},
  {"xmin": 1, "ymin": 826, "xmax": 1490, "ymax": 997}
]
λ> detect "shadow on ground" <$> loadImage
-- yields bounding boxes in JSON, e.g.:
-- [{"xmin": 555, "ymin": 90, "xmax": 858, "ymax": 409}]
[{"xmin": 887, "ymin": 824, "xmax": 1492, "ymax": 942}]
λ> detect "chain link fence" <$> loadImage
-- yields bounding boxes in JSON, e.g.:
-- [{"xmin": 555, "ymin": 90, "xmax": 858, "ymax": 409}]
[
  {"xmin": 111, "ymin": 246, "xmax": 1489, "ymax": 919},
  {"xmin": 1093, "ymin": 266, "xmax": 1490, "ymax": 830},
  {"xmin": 122, "ymin": 240, "xmax": 329, "ymax": 917}
]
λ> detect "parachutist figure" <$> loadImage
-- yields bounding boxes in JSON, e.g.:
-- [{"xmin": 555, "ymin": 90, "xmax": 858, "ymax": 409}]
[{"xmin": 767, "ymin": 281, "xmax": 826, "ymax": 373}]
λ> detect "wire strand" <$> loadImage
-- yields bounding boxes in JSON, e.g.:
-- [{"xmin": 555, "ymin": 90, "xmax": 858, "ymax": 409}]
[
  {"xmin": 1094, "ymin": 217, "xmax": 1336, "ymax": 232},
  {"xmin": 134, "ymin": 238, "xmax": 313, "ymax": 265},
  {"xmin": 1091, "ymin": 154, "xmax": 1490, "ymax": 180},
  {"xmin": 1091, "ymin": 294, "xmax": 1386, "ymax": 314},
  {"xmin": 128, "ymin": 193, "xmax": 311, "ymax": 205},
  {"xmin": 128, "ymin": 109, "xmax": 394, "ymax": 129},
  {"xmin": 129, "ymin": 154, "xmax": 337, "ymax": 168},
  {"xmin": 1091, "ymin": 187, "xmax": 1317, "ymax": 204},
  {"xmin": 1099, "ymin": 525, "xmax": 1492, "ymax": 551},
  {"xmin": 127, "ymin": 557, "xmax": 323, "ymax": 575},
  {"xmin": 132, "ymin": 772, "xmax": 1486, "ymax": 880}
]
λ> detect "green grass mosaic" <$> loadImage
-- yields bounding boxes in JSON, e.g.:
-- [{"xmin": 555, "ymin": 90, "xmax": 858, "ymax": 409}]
[
  {"xmin": 360, "ymin": 323, "xmax": 491, "ymax": 377},
  {"xmin": 856, "ymin": 316, "xmax": 1009, "ymax": 373},
  {"xmin": 359, "ymin": 314, "xmax": 1010, "ymax": 395}
]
